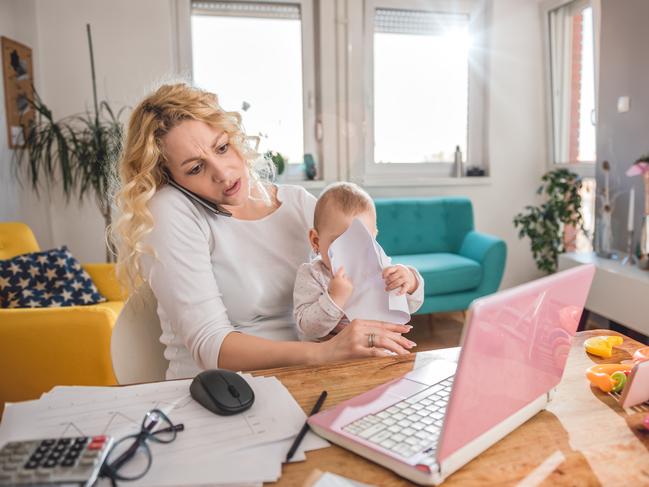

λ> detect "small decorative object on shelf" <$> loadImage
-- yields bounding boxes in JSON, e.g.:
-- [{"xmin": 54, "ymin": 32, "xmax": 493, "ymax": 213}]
[
  {"xmin": 595, "ymin": 160, "xmax": 614, "ymax": 258},
  {"xmin": 304, "ymin": 153, "xmax": 317, "ymax": 180},
  {"xmin": 622, "ymin": 187, "xmax": 637, "ymax": 265},
  {"xmin": 596, "ymin": 208, "xmax": 614, "ymax": 258},
  {"xmin": 466, "ymin": 166, "xmax": 485, "ymax": 177},
  {"xmin": 626, "ymin": 154, "xmax": 649, "ymax": 269},
  {"xmin": 454, "ymin": 145, "xmax": 463, "ymax": 177},
  {"xmin": 622, "ymin": 230, "xmax": 636, "ymax": 266}
]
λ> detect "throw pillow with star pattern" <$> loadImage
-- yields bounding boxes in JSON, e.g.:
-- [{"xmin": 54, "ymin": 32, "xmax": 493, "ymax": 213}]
[{"xmin": 0, "ymin": 246, "xmax": 106, "ymax": 308}]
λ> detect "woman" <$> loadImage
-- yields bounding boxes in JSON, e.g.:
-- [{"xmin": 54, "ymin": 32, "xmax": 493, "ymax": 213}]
[{"xmin": 114, "ymin": 83, "xmax": 415, "ymax": 379}]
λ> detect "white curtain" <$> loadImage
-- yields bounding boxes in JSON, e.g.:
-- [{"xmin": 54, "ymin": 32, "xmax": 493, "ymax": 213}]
[{"xmin": 549, "ymin": 4, "xmax": 573, "ymax": 164}]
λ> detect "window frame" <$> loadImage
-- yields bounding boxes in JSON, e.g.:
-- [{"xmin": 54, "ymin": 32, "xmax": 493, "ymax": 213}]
[
  {"xmin": 541, "ymin": 0, "xmax": 600, "ymax": 178},
  {"xmin": 176, "ymin": 0, "xmax": 321, "ymax": 181},
  {"xmin": 361, "ymin": 0, "xmax": 489, "ymax": 185}
]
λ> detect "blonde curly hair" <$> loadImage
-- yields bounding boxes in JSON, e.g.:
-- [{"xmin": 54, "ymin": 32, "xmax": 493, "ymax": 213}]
[{"xmin": 112, "ymin": 83, "xmax": 269, "ymax": 293}]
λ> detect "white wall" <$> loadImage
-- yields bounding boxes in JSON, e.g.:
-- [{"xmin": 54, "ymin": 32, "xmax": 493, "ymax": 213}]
[
  {"xmin": 0, "ymin": 0, "xmax": 53, "ymax": 247},
  {"xmin": 5, "ymin": 0, "xmax": 546, "ymax": 289}
]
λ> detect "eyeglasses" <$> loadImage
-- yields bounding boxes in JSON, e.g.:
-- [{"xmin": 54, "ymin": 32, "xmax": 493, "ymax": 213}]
[{"xmin": 100, "ymin": 409, "xmax": 184, "ymax": 486}]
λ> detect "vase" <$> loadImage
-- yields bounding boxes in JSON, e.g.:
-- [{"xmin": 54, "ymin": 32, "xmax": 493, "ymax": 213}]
[
  {"xmin": 595, "ymin": 211, "xmax": 613, "ymax": 258},
  {"xmin": 639, "ymin": 216, "xmax": 649, "ymax": 269},
  {"xmin": 639, "ymin": 173, "xmax": 649, "ymax": 269}
]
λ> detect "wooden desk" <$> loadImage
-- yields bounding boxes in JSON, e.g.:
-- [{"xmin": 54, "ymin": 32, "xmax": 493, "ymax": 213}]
[{"xmin": 253, "ymin": 331, "xmax": 649, "ymax": 486}]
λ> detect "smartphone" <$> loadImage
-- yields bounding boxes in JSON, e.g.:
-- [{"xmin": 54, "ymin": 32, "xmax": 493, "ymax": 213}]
[{"xmin": 166, "ymin": 178, "xmax": 232, "ymax": 217}]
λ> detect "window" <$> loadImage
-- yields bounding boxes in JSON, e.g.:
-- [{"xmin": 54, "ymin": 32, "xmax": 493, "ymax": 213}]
[
  {"xmin": 373, "ymin": 9, "xmax": 469, "ymax": 164},
  {"xmin": 191, "ymin": 1, "xmax": 317, "ymax": 171},
  {"xmin": 546, "ymin": 0, "xmax": 597, "ymax": 166},
  {"xmin": 180, "ymin": 0, "xmax": 488, "ymax": 186},
  {"xmin": 362, "ymin": 0, "xmax": 488, "ymax": 183}
]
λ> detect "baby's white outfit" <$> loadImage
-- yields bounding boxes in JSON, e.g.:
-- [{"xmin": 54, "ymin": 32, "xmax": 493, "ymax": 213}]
[{"xmin": 293, "ymin": 257, "xmax": 425, "ymax": 341}]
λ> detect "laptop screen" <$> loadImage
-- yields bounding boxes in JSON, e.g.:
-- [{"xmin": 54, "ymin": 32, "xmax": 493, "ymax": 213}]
[{"xmin": 437, "ymin": 265, "xmax": 595, "ymax": 462}]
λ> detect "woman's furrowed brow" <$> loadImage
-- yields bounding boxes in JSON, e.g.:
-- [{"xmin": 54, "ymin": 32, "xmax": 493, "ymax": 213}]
[
  {"xmin": 180, "ymin": 133, "xmax": 225, "ymax": 166},
  {"xmin": 181, "ymin": 155, "xmax": 200, "ymax": 166},
  {"xmin": 213, "ymin": 132, "xmax": 227, "ymax": 147}
]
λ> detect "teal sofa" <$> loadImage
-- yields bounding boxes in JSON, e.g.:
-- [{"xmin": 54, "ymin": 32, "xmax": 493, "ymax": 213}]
[{"xmin": 375, "ymin": 197, "xmax": 506, "ymax": 314}]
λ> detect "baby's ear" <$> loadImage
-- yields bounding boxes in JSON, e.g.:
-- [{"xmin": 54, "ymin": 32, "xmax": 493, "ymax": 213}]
[{"xmin": 308, "ymin": 228, "xmax": 319, "ymax": 253}]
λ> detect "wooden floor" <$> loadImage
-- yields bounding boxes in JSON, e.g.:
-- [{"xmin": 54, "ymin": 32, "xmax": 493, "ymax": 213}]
[
  {"xmin": 407, "ymin": 312, "xmax": 464, "ymax": 353},
  {"xmin": 407, "ymin": 312, "xmax": 614, "ymax": 353}
]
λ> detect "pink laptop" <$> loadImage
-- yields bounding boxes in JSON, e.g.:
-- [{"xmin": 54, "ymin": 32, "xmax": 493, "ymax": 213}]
[{"xmin": 308, "ymin": 265, "xmax": 596, "ymax": 485}]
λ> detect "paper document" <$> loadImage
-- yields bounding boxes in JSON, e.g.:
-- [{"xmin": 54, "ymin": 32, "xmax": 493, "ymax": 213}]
[
  {"xmin": 305, "ymin": 470, "xmax": 376, "ymax": 487},
  {"xmin": 328, "ymin": 218, "xmax": 410, "ymax": 324},
  {"xmin": 0, "ymin": 374, "xmax": 329, "ymax": 486}
]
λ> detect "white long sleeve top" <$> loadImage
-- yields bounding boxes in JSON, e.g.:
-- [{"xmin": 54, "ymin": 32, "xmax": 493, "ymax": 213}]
[{"xmin": 142, "ymin": 184, "xmax": 316, "ymax": 379}]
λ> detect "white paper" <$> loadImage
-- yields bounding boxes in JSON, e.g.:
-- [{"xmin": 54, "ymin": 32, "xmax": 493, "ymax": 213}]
[
  {"xmin": 0, "ymin": 374, "xmax": 330, "ymax": 486},
  {"xmin": 312, "ymin": 472, "xmax": 376, "ymax": 487},
  {"xmin": 5, "ymin": 380, "xmax": 298, "ymax": 453},
  {"xmin": 328, "ymin": 218, "xmax": 410, "ymax": 324}
]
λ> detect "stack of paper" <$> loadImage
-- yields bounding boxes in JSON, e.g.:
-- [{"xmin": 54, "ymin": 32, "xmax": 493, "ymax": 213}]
[{"xmin": 0, "ymin": 374, "xmax": 329, "ymax": 486}]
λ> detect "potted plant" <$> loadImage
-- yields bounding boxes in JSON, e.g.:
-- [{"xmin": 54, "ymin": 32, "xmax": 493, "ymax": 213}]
[
  {"xmin": 14, "ymin": 24, "xmax": 124, "ymax": 262},
  {"xmin": 513, "ymin": 168, "xmax": 585, "ymax": 273},
  {"xmin": 264, "ymin": 150, "xmax": 286, "ymax": 180}
]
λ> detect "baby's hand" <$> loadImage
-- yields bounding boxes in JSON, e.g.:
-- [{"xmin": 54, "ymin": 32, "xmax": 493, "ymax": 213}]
[
  {"xmin": 329, "ymin": 266, "xmax": 354, "ymax": 308},
  {"xmin": 383, "ymin": 264, "xmax": 418, "ymax": 296}
]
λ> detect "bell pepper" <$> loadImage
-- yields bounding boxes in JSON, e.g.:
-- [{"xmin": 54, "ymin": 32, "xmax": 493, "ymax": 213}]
[
  {"xmin": 586, "ymin": 363, "xmax": 633, "ymax": 392},
  {"xmin": 583, "ymin": 335, "xmax": 623, "ymax": 358}
]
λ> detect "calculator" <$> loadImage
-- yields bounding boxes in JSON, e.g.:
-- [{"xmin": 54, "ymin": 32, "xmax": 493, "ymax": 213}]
[{"xmin": 0, "ymin": 435, "xmax": 113, "ymax": 486}]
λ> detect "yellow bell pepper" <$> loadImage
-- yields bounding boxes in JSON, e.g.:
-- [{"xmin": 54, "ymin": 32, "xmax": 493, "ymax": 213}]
[{"xmin": 583, "ymin": 335, "xmax": 623, "ymax": 358}]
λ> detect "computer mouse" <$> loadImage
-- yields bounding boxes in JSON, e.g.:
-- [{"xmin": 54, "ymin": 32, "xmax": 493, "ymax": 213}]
[{"xmin": 190, "ymin": 369, "xmax": 255, "ymax": 415}]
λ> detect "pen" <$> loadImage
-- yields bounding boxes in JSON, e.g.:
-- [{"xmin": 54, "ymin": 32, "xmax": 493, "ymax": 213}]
[{"xmin": 285, "ymin": 390, "xmax": 328, "ymax": 462}]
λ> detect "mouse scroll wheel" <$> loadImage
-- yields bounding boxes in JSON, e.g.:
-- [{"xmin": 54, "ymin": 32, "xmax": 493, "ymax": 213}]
[{"xmin": 228, "ymin": 385, "xmax": 240, "ymax": 398}]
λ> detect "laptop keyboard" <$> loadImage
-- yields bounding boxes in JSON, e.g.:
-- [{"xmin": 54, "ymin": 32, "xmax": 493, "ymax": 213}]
[{"xmin": 342, "ymin": 376, "xmax": 454, "ymax": 459}]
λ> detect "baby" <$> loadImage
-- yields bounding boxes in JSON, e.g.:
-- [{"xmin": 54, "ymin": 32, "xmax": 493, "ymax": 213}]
[{"xmin": 293, "ymin": 182, "xmax": 424, "ymax": 341}]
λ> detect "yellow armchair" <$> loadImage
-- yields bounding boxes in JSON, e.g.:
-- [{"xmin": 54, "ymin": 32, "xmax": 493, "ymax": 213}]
[{"xmin": 0, "ymin": 222, "xmax": 124, "ymax": 410}]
